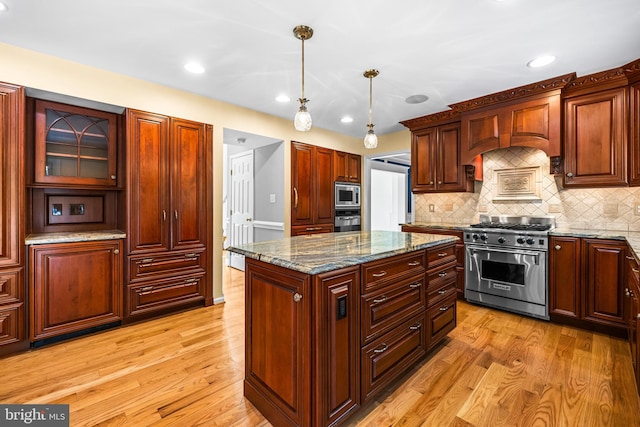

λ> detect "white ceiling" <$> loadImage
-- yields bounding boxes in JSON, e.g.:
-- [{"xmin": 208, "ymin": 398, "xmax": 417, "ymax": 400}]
[{"xmin": 1, "ymin": 0, "xmax": 639, "ymax": 139}]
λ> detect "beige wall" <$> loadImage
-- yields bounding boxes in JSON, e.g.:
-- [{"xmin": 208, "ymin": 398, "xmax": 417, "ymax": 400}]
[{"xmin": 0, "ymin": 42, "xmax": 411, "ymax": 301}]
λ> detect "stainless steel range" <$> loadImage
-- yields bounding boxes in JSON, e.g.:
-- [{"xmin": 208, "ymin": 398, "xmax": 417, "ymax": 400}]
[{"xmin": 464, "ymin": 215, "xmax": 555, "ymax": 320}]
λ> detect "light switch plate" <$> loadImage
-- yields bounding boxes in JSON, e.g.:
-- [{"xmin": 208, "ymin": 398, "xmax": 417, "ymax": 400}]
[{"xmin": 269, "ymin": 194, "xmax": 276, "ymax": 203}]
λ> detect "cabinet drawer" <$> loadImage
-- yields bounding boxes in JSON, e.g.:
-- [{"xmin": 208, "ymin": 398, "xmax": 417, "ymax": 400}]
[
  {"xmin": 427, "ymin": 263, "xmax": 456, "ymax": 292},
  {"xmin": 427, "ymin": 244, "xmax": 456, "ymax": 270},
  {"xmin": 291, "ymin": 224, "xmax": 334, "ymax": 236},
  {"xmin": 361, "ymin": 313, "xmax": 426, "ymax": 402},
  {"xmin": 0, "ymin": 304, "xmax": 24, "ymax": 346},
  {"xmin": 128, "ymin": 250, "xmax": 205, "ymax": 282},
  {"xmin": 362, "ymin": 251, "xmax": 425, "ymax": 293},
  {"xmin": 427, "ymin": 295, "xmax": 456, "ymax": 348},
  {"xmin": 361, "ymin": 274, "xmax": 425, "ymax": 344},
  {"xmin": 427, "ymin": 279, "xmax": 456, "ymax": 307},
  {"xmin": 127, "ymin": 274, "xmax": 205, "ymax": 317},
  {"xmin": 0, "ymin": 270, "xmax": 22, "ymax": 304}
]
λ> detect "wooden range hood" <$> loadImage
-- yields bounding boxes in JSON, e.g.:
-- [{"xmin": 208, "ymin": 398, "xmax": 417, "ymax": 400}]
[{"xmin": 451, "ymin": 72, "xmax": 576, "ymax": 167}]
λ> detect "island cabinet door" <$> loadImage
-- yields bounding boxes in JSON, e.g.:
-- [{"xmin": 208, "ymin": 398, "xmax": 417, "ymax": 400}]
[
  {"xmin": 313, "ymin": 267, "xmax": 360, "ymax": 427},
  {"xmin": 243, "ymin": 258, "xmax": 312, "ymax": 427}
]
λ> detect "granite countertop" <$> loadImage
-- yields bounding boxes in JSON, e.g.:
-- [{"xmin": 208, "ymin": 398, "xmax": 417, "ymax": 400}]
[
  {"xmin": 227, "ymin": 230, "xmax": 458, "ymax": 274},
  {"xmin": 25, "ymin": 230, "xmax": 127, "ymax": 245}
]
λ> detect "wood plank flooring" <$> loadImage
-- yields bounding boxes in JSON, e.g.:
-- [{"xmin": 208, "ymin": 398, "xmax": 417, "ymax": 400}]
[{"xmin": 1, "ymin": 265, "xmax": 639, "ymax": 426}]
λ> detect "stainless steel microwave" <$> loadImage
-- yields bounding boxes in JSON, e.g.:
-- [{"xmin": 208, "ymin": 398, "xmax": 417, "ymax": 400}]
[{"xmin": 335, "ymin": 182, "xmax": 360, "ymax": 209}]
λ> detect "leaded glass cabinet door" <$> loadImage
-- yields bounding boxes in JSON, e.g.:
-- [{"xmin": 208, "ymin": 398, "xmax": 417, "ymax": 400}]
[{"xmin": 34, "ymin": 100, "xmax": 118, "ymax": 187}]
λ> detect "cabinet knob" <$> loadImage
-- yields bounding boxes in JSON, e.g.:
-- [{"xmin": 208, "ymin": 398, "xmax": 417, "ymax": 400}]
[
  {"xmin": 554, "ymin": 245, "xmax": 561, "ymax": 250},
  {"xmin": 110, "ymin": 175, "xmax": 117, "ymax": 180},
  {"xmin": 113, "ymin": 249, "xmax": 120, "ymax": 255},
  {"xmin": 429, "ymin": 181, "xmax": 434, "ymax": 185},
  {"xmin": 293, "ymin": 292, "xmax": 302, "ymax": 303},
  {"xmin": 566, "ymin": 172, "xmax": 574, "ymax": 178},
  {"xmin": 626, "ymin": 288, "xmax": 631, "ymax": 297},
  {"xmin": 438, "ymin": 181, "xmax": 442, "ymax": 184}
]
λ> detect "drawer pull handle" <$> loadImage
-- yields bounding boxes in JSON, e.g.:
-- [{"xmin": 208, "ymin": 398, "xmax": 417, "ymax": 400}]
[
  {"xmin": 373, "ymin": 344, "xmax": 388, "ymax": 354},
  {"xmin": 634, "ymin": 268, "xmax": 639, "ymax": 273},
  {"xmin": 409, "ymin": 323, "xmax": 422, "ymax": 331},
  {"xmin": 372, "ymin": 271, "xmax": 387, "ymax": 278},
  {"xmin": 438, "ymin": 272, "xmax": 447, "ymax": 277},
  {"xmin": 438, "ymin": 289, "xmax": 448, "ymax": 295},
  {"xmin": 293, "ymin": 293, "xmax": 302, "ymax": 303},
  {"xmin": 306, "ymin": 227, "xmax": 322, "ymax": 231},
  {"xmin": 184, "ymin": 279, "xmax": 198, "ymax": 286},
  {"xmin": 438, "ymin": 253, "xmax": 447, "ymax": 257},
  {"xmin": 163, "ymin": 210, "xmax": 167, "ymax": 221},
  {"xmin": 373, "ymin": 296, "xmax": 387, "ymax": 304},
  {"xmin": 138, "ymin": 258, "xmax": 154, "ymax": 266},
  {"xmin": 439, "ymin": 306, "xmax": 449, "ymax": 311},
  {"xmin": 139, "ymin": 286, "xmax": 154, "ymax": 295},
  {"xmin": 408, "ymin": 261, "xmax": 421, "ymax": 266},
  {"xmin": 184, "ymin": 253, "xmax": 198, "ymax": 259},
  {"xmin": 626, "ymin": 256, "xmax": 635, "ymax": 260},
  {"xmin": 409, "ymin": 282, "xmax": 421, "ymax": 289}
]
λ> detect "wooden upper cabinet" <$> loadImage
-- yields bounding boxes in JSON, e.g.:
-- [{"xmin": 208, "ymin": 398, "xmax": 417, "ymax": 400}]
[
  {"xmin": 629, "ymin": 82, "xmax": 640, "ymax": 185},
  {"xmin": 0, "ymin": 83, "xmax": 24, "ymax": 269},
  {"xmin": 127, "ymin": 110, "xmax": 210, "ymax": 254},
  {"xmin": 563, "ymin": 86, "xmax": 628, "ymax": 187},
  {"xmin": 34, "ymin": 100, "xmax": 118, "ymax": 188},
  {"xmin": 291, "ymin": 141, "xmax": 334, "ymax": 229},
  {"xmin": 334, "ymin": 150, "xmax": 361, "ymax": 183},
  {"xmin": 410, "ymin": 122, "xmax": 472, "ymax": 193}
]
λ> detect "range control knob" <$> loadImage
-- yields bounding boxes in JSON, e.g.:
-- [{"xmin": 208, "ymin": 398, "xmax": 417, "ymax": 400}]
[
  {"xmin": 516, "ymin": 237, "xmax": 525, "ymax": 244},
  {"xmin": 480, "ymin": 234, "xmax": 488, "ymax": 241},
  {"xmin": 497, "ymin": 237, "xmax": 506, "ymax": 244},
  {"xmin": 526, "ymin": 238, "xmax": 535, "ymax": 245},
  {"xmin": 472, "ymin": 234, "xmax": 479, "ymax": 240}
]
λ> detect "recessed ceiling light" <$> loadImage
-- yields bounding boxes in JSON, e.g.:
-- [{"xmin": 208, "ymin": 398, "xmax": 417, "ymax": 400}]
[
  {"xmin": 0, "ymin": 2, "xmax": 7, "ymax": 11},
  {"xmin": 340, "ymin": 116, "xmax": 353, "ymax": 124},
  {"xmin": 405, "ymin": 94, "xmax": 429, "ymax": 104},
  {"xmin": 527, "ymin": 55, "xmax": 556, "ymax": 68},
  {"xmin": 184, "ymin": 62, "xmax": 205, "ymax": 74},
  {"xmin": 275, "ymin": 94, "xmax": 290, "ymax": 103}
]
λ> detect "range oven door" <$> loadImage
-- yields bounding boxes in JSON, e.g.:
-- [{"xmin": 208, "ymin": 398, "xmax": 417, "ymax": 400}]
[{"xmin": 465, "ymin": 245, "xmax": 547, "ymax": 306}]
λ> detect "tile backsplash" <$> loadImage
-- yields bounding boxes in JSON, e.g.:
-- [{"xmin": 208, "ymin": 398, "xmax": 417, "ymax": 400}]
[{"xmin": 414, "ymin": 147, "xmax": 640, "ymax": 231}]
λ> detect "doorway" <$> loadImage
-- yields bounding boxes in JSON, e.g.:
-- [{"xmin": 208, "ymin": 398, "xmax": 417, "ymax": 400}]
[{"xmin": 366, "ymin": 152, "xmax": 412, "ymax": 231}]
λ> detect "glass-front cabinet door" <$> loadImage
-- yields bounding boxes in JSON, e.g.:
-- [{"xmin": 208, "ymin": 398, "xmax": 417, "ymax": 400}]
[{"xmin": 35, "ymin": 100, "xmax": 118, "ymax": 187}]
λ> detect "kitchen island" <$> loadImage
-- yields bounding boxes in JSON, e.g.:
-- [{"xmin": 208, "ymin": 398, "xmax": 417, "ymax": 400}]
[{"xmin": 228, "ymin": 230, "xmax": 458, "ymax": 427}]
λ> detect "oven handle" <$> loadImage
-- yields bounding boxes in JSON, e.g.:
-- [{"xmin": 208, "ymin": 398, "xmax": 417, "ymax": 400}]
[{"xmin": 468, "ymin": 247, "xmax": 541, "ymax": 264}]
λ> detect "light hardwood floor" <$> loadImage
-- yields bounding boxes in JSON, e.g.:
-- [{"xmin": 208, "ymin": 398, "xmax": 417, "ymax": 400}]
[{"xmin": 1, "ymin": 265, "xmax": 639, "ymax": 426}]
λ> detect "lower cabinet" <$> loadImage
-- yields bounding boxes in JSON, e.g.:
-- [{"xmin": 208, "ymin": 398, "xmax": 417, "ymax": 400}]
[
  {"xmin": 29, "ymin": 240, "xmax": 123, "ymax": 342},
  {"xmin": 549, "ymin": 236, "xmax": 626, "ymax": 331},
  {"xmin": 0, "ymin": 269, "xmax": 26, "ymax": 351},
  {"xmin": 624, "ymin": 253, "xmax": 640, "ymax": 394},
  {"xmin": 244, "ymin": 244, "xmax": 457, "ymax": 427}
]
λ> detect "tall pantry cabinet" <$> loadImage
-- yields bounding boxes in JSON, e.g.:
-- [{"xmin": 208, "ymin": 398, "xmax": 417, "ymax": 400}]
[
  {"xmin": 0, "ymin": 83, "xmax": 27, "ymax": 356},
  {"xmin": 125, "ymin": 110, "xmax": 213, "ymax": 321}
]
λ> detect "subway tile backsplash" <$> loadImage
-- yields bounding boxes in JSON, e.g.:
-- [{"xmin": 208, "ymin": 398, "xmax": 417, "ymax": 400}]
[{"xmin": 414, "ymin": 147, "xmax": 640, "ymax": 231}]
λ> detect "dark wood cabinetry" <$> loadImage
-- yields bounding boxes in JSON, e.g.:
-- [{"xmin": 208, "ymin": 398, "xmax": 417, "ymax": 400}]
[
  {"xmin": 334, "ymin": 150, "xmax": 361, "ymax": 183},
  {"xmin": 563, "ymin": 85, "xmax": 628, "ymax": 187},
  {"xmin": 125, "ymin": 110, "xmax": 212, "ymax": 320},
  {"xmin": 401, "ymin": 226, "xmax": 465, "ymax": 299},
  {"xmin": 549, "ymin": 236, "xmax": 626, "ymax": 332},
  {"xmin": 630, "ymin": 83, "xmax": 640, "ymax": 185},
  {"xmin": 291, "ymin": 141, "xmax": 334, "ymax": 235},
  {"xmin": 0, "ymin": 82, "xmax": 27, "ymax": 356},
  {"xmin": 29, "ymin": 240, "xmax": 123, "ymax": 342},
  {"xmin": 624, "ymin": 253, "xmax": 640, "ymax": 392},
  {"xmin": 410, "ymin": 122, "xmax": 472, "ymax": 193},
  {"xmin": 549, "ymin": 236, "xmax": 582, "ymax": 319},
  {"xmin": 243, "ymin": 242, "xmax": 457, "ymax": 427},
  {"xmin": 583, "ymin": 238, "xmax": 626, "ymax": 326},
  {"xmin": 33, "ymin": 100, "xmax": 119, "ymax": 188}
]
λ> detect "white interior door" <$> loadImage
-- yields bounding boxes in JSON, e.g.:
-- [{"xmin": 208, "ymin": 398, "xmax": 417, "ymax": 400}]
[
  {"xmin": 370, "ymin": 168, "xmax": 406, "ymax": 231},
  {"xmin": 229, "ymin": 150, "xmax": 254, "ymax": 271}
]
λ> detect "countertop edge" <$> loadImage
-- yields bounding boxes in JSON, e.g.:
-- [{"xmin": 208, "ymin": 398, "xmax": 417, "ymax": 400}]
[{"xmin": 25, "ymin": 230, "xmax": 127, "ymax": 245}]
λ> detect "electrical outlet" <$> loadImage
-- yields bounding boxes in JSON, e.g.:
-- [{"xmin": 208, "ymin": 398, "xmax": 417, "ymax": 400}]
[
  {"xmin": 428, "ymin": 204, "xmax": 435, "ymax": 212},
  {"xmin": 269, "ymin": 193, "xmax": 276, "ymax": 203}
]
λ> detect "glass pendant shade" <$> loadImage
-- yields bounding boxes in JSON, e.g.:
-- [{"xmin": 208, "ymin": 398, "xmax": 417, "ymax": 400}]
[
  {"xmin": 294, "ymin": 105, "xmax": 312, "ymax": 131},
  {"xmin": 364, "ymin": 128, "xmax": 378, "ymax": 149}
]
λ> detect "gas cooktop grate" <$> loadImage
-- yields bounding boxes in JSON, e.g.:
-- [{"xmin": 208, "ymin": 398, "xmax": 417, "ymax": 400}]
[{"xmin": 469, "ymin": 223, "xmax": 552, "ymax": 231}]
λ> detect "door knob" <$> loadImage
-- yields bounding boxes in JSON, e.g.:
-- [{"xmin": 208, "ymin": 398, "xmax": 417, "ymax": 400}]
[{"xmin": 246, "ymin": 218, "xmax": 252, "ymax": 222}]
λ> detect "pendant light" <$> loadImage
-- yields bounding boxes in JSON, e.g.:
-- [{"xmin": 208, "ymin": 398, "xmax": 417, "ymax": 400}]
[
  {"xmin": 293, "ymin": 25, "xmax": 313, "ymax": 131},
  {"xmin": 363, "ymin": 69, "xmax": 379, "ymax": 149}
]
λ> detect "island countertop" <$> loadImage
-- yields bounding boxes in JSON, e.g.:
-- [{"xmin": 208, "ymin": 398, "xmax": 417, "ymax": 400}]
[{"xmin": 227, "ymin": 230, "xmax": 458, "ymax": 274}]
